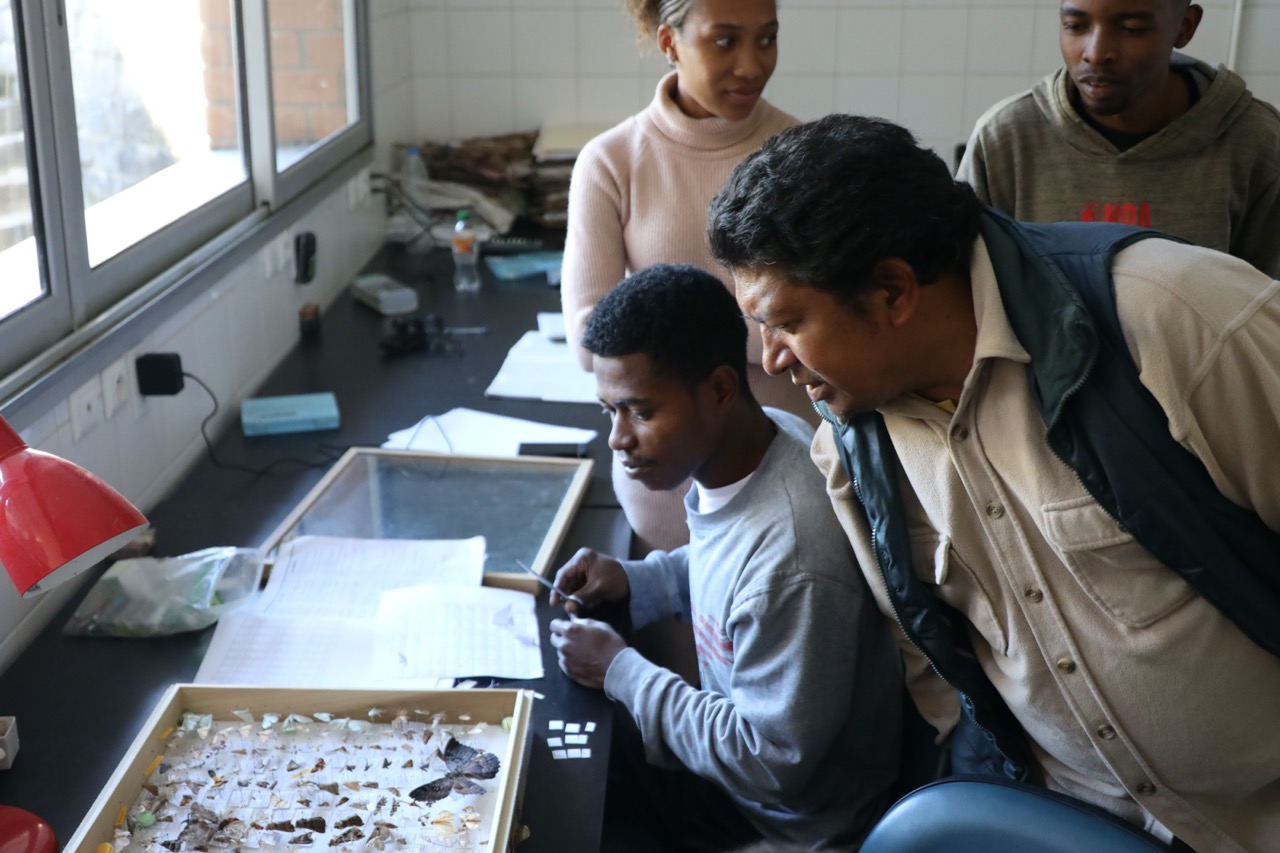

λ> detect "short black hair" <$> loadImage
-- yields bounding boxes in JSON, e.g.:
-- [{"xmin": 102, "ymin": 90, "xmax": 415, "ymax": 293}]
[
  {"xmin": 707, "ymin": 114, "xmax": 984, "ymax": 306},
  {"xmin": 582, "ymin": 263, "xmax": 752, "ymax": 395}
]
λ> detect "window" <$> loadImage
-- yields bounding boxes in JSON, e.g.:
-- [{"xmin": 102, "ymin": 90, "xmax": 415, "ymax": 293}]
[
  {"xmin": 0, "ymin": 0, "xmax": 45, "ymax": 324},
  {"xmin": 68, "ymin": 0, "xmax": 248, "ymax": 269},
  {"xmin": 269, "ymin": 0, "xmax": 360, "ymax": 174},
  {"xmin": 0, "ymin": 0, "xmax": 370, "ymax": 382}
]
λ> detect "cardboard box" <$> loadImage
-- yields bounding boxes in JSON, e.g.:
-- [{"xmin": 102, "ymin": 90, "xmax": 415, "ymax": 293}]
[{"xmin": 65, "ymin": 685, "xmax": 533, "ymax": 852}]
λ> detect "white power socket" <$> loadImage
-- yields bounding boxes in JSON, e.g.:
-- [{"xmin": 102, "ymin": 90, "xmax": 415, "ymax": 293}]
[
  {"xmin": 101, "ymin": 357, "xmax": 129, "ymax": 419},
  {"xmin": 69, "ymin": 375, "xmax": 105, "ymax": 442}
]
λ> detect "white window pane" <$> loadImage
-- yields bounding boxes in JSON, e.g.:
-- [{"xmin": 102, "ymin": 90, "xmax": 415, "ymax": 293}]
[
  {"xmin": 269, "ymin": 0, "xmax": 358, "ymax": 173},
  {"xmin": 67, "ymin": 0, "xmax": 247, "ymax": 268},
  {"xmin": 0, "ymin": 1, "xmax": 44, "ymax": 321}
]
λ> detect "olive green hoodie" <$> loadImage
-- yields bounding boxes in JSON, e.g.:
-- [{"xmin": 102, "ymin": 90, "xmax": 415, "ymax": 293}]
[{"xmin": 957, "ymin": 55, "xmax": 1280, "ymax": 279}]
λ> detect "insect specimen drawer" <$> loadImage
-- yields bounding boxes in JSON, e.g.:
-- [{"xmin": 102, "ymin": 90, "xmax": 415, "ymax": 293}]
[{"xmin": 65, "ymin": 684, "xmax": 534, "ymax": 852}]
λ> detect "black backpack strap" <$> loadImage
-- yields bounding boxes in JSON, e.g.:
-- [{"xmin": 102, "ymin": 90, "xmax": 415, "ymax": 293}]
[{"xmin": 987, "ymin": 211, "xmax": 1280, "ymax": 659}]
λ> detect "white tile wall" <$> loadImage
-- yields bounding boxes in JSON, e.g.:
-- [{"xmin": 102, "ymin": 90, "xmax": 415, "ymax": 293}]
[
  {"xmin": 451, "ymin": 75, "xmax": 518, "ymax": 137},
  {"xmin": 837, "ymin": 8, "xmax": 904, "ymax": 75},
  {"xmin": 769, "ymin": 74, "xmax": 836, "ymax": 122},
  {"xmin": 394, "ymin": 0, "xmax": 1280, "ymax": 160},
  {"xmin": 903, "ymin": 8, "xmax": 969, "ymax": 75},
  {"xmin": 967, "ymin": 8, "xmax": 1035, "ymax": 75},
  {"xmin": 777, "ymin": 9, "xmax": 839, "ymax": 75},
  {"xmin": 578, "ymin": 9, "xmax": 644, "ymax": 75},
  {"xmin": 0, "ymin": 176, "xmax": 384, "ymax": 676},
  {"xmin": 513, "ymin": 9, "xmax": 578, "ymax": 75},
  {"xmin": 447, "ymin": 11, "xmax": 515, "ymax": 75},
  {"xmin": 373, "ymin": 4, "xmax": 417, "ymax": 173}
]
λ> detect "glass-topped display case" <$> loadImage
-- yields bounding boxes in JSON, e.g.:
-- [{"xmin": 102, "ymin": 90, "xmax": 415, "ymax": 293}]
[{"xmin": 258, "ymin": 448, "xmax": 593, "ymax": 592}]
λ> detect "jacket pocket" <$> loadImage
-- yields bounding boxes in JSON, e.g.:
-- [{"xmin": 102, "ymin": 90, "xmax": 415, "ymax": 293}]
[
  {"xmin": 910, "ymin": 532, "xmax": 1009, "ymax": 656},
  {"xmin": 1041, "ymin": 497, "xmax": 1196, "ymax": 628}
]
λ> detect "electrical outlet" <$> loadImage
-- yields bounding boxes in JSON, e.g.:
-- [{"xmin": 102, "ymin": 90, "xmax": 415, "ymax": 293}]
[
  {"xmin": 69, "ymin": 375, "xmax": 105, "ymax": 442},
  {"xmin": 356, "ymin": 168, "xmax": 372, "ymax": 206},
  {"xmin": 101, "ymin": 357, "xmax": 129, "ymax": 419},
  {"xmin": 279, "ymin": 232, "xmax": 296, "ymax": 278}
]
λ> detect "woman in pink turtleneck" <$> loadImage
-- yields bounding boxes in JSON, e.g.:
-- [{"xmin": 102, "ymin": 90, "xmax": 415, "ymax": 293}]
[{"xmin": 562, "ymin": 0, "xmax": 812, "ymax": 557}]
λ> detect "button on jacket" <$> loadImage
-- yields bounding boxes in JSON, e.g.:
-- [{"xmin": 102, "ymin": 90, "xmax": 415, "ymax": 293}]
[{"xmin": 812, "ymin": 235, "xmax": 1280, "ymax": 852}]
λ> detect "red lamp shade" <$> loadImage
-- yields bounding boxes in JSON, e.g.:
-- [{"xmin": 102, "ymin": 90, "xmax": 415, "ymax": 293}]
[
  {"xmin": 0, "ymin": 415, "xmax": 148, "ymax": 597},
  {"xmin": 0, "ymin": 806, "xmax": 56, "ymax": 853}
]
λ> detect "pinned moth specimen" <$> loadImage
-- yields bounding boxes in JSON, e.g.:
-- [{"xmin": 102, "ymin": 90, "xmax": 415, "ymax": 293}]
[
  {"xmin": 116, "ymin": 707, "xmax": 508, "ymax": 851},
  {"xmin": 408, "ymin": 737, "xmax": 501, "ymax": 805}
]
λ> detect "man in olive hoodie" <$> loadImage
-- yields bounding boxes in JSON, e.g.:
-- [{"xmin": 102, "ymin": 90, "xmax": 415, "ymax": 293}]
[{"xmin": 957, "ymin": 0, "xmax": 1280, "ymax": 278}]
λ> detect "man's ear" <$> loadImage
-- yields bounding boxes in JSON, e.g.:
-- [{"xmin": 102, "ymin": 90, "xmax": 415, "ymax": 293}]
[
  {"xmin": 868, "ymin": 257, "xmax": 922, "ymax": 327},
  {"xmin": 1175, "ymin": 4, "xmax": 1203, "ymax": 48},
  {"xmin": 704, "ymin": 365, "xmax": 740, "ymax": 412}
]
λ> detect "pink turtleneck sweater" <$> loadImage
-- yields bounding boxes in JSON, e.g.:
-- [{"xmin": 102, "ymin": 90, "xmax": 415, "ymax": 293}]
[{"xmin": 561, "ymin": 72, "xmax": 811, "ymax": 555}]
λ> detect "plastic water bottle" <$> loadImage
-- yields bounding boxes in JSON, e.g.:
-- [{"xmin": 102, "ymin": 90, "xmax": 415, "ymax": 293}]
[
  {"xmin": 452, "ymin": 209, "xmax": 480, "ymax": 292},
  {"xmin": 400, "ymin": 146, "xmax": 431, "ymax": 213}
]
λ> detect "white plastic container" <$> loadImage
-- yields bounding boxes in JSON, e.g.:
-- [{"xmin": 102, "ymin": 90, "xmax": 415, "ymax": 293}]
[
  {"xmin": 452, "ymin": 209, "xmax": 480, "ymax": 292},
  {"xmin": 399, "ymin": 145, "xmax": 431, "ymax": 212}
]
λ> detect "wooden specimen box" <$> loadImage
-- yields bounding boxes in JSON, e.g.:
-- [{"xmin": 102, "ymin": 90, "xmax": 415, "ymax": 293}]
[{"xmin": 66, "ymin": 685, "xmax": 534, "ymax": 852}]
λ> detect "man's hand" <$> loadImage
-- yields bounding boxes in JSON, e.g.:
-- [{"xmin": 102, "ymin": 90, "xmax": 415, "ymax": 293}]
[
  {"xmin": 548, "ymin": 617, "xmax": 627, "ymax": 691},
  {"xmin": 550, "ymin": 548, "xmax": 629, "ymax": 616}
]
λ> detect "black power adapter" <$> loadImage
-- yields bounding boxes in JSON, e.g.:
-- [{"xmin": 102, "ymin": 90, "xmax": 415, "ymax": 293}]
[
  {"xmin": 136, "ymin": 353, "xmax": 185, "ymax": 396},
  {"xmin": 295, "ymin": 232, "xmax": 317, "ymax": 284}
]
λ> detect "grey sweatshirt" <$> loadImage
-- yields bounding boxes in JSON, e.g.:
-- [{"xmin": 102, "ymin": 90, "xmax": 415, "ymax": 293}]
[
  {"xmin": 604, "ymin": 410, "xmax": 903, "ymax": 850},
  {"xmin": 956, "ymin": 55, "xmax": 1280, "ymax": 279}
]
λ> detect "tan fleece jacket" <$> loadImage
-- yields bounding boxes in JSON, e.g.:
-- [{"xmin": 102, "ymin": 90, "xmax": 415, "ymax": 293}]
[{"xmin": 813, "ymin": 235, "xmax": 1280, "ymax": 851}]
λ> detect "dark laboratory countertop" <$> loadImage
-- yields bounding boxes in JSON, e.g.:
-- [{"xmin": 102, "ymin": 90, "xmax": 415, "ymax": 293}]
[{"xmin": 0, "ymin": 244, "xmax": 627, "ymax": 852}]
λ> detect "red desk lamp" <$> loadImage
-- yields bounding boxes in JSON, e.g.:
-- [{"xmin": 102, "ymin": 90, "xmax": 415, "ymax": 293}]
[
  {"xmin": 0, "ymin": 415, "xmax": 148, "ymax": 597},
  {"xmin": 0, "ymin": 413, "xmax": 149, "ymax": 852},
  {"xmin": 0, "ymin": 808, "xmax": 54, "ymax": 853}
]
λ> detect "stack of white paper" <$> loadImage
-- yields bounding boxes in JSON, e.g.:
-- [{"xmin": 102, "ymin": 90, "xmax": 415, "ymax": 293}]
[
  {"xmin": 484, "ymin": 330, "xmax": 599, "ymax": 404},
  {"xmin": 195, "ymin": 535, "xmax": 544, "ymax": 687},
  {"xmin": 383, "ymin": 407, "xmax": 596, "ymax": 456},
  {"xmin": 536, "ymin": 312, "xmax": 566, "ymax": 341}
]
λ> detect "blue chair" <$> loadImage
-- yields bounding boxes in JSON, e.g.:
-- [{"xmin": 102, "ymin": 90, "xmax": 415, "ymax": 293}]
[{"xmin": 861, "ymin": 776, "xmax": 1175, "ymax": 852}]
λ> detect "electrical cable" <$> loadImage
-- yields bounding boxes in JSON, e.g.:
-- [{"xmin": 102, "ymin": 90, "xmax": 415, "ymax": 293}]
[
  {"xmin": 371, "ymin": 172, "xmax": 448, "ymax": 251},
  {"xmin": 184, "ymin": 372, "xmax": 343, "ymax": 479},
  {"xmin": 317, "ymin": 415, "xmax": 454, "ymax": 463},
  {"xmin": 396, "ymin": 413, "xmax": 455, "ymax": 454}
]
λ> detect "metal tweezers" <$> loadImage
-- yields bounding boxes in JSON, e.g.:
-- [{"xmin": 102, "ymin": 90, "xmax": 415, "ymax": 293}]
[{"xmin": 515, "ymin": 560, "xmax": 585, "ymax": 606}]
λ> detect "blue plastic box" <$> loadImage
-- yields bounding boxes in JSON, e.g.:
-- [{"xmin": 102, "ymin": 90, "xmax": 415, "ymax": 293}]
[{"xmin": 240, "ymin": 392, "xmax": 340, "ymax": 436}]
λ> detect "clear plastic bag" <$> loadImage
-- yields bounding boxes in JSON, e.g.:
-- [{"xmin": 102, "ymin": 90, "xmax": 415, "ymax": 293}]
[{"xmin": 63, "ymin": 547, "xmax": 263, "ymax": 637}]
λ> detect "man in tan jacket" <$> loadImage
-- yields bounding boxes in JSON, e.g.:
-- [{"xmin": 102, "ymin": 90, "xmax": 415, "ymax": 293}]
[{"xmin": 707, "ymin": 113, "xmax": 1280, "ymax": 852}]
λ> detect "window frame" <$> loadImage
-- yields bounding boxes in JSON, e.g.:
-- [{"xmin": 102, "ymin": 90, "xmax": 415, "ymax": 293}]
[
  {"xmin": 245, "ymin": 0, "xmax": 372, "ymax": 211},
  {"xmin": 0, "ymin": 0, "xmax": 373, "ymax": 398}
]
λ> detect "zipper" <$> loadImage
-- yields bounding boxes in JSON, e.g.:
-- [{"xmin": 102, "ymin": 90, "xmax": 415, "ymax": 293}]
[
  {"xmin": 847, "ymin": 449, "xmax": 958, "ymax": 693},
  {"xmin": 828, "ymin": 408, "xmax": 1021, "ymax": 776},
  {"xmin": 819, "ymin": 405, "xmax": 958, "ymax": 691}
]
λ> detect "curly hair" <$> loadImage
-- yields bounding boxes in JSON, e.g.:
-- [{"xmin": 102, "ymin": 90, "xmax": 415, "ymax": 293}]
[
  {"xmin": 581, "ymin": 263, "xmax": 752, "ymax": 397},
  {"xmin": 708, "ymin": 114, "xmax": 983, "ymax": 308},
  {"xmin": 624, "ymin": 0, "xmax": 695, "ymax": 47}
]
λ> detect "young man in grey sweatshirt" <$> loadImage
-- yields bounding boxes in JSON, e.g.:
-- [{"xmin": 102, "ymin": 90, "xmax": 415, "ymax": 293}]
[
  {"xmin": 548, "ymin": 264, "xmax": 902, "ymax": 852},
  {"xmin": 956, "ymin": 0, "xmax": 1280, "ymax": 278}
]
